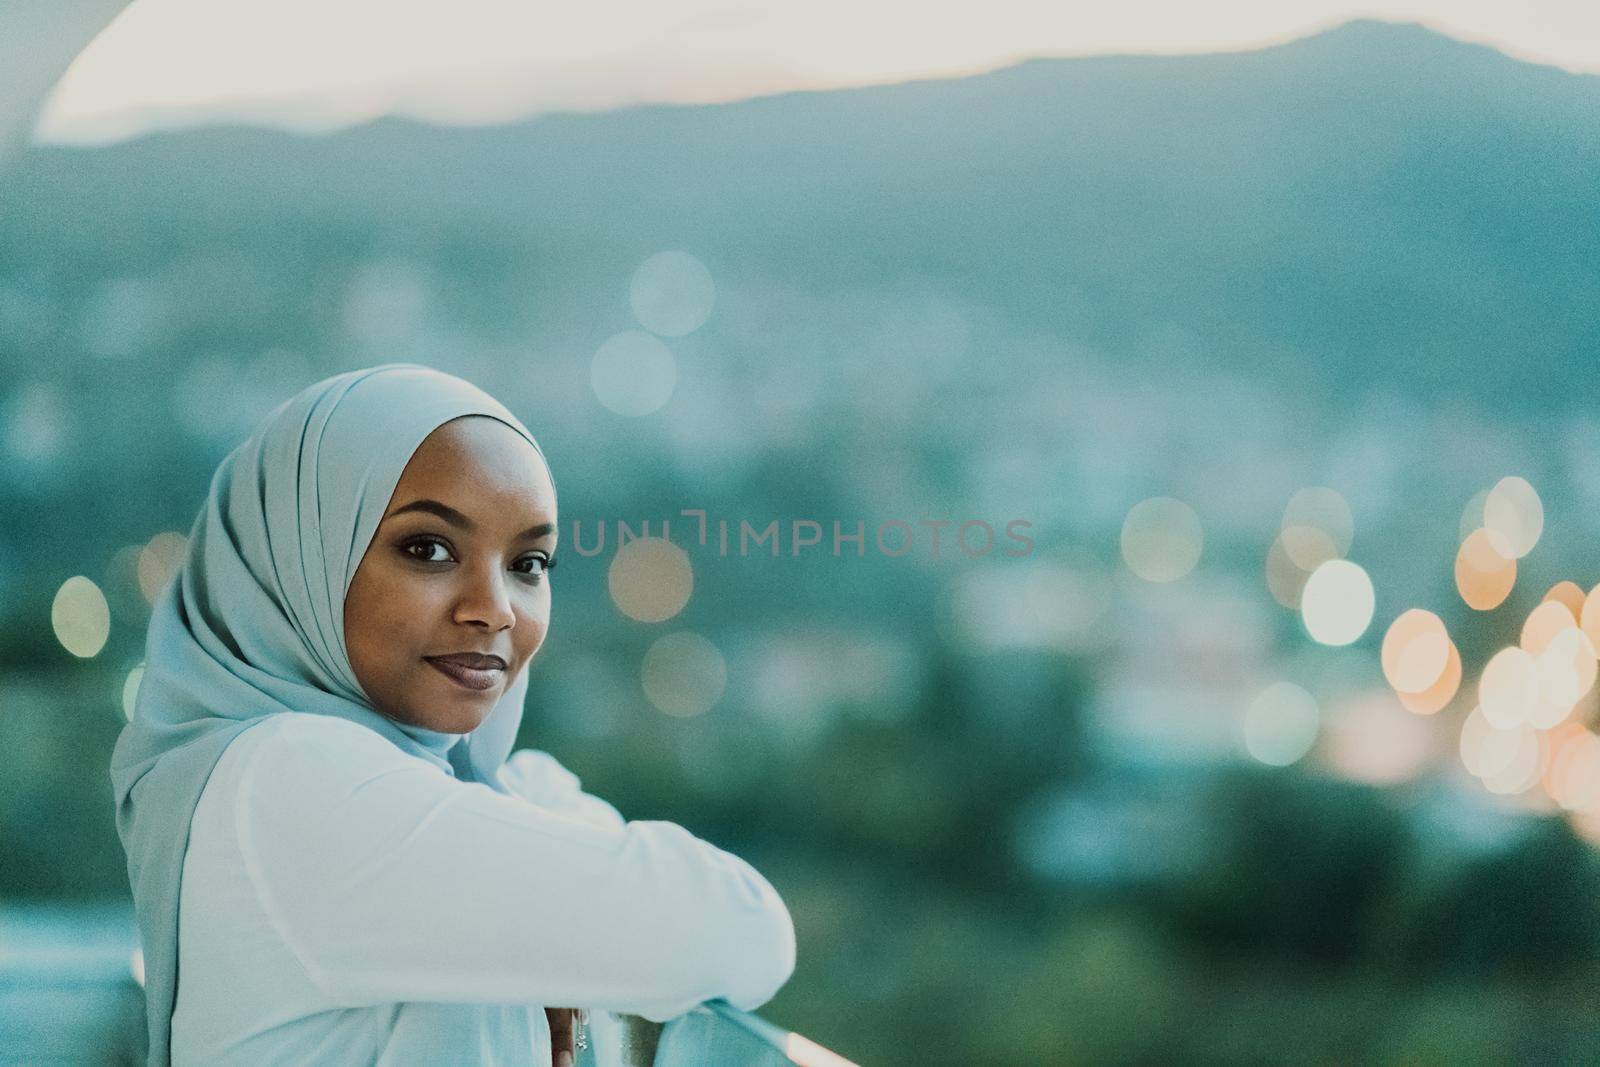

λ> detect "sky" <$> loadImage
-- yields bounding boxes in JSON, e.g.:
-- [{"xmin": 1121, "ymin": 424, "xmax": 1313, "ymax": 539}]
[{"xmin": 33, "ymin": 0, "xmax": 1600, "ymax": 143}]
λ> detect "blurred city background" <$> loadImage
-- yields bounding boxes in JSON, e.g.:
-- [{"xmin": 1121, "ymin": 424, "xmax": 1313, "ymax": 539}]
[{"xmin": 6, "ymin": 3, "xmax": 1600, "ymax": 1064}]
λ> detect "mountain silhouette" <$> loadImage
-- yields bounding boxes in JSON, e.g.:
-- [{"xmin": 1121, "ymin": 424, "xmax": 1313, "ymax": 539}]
[{"xmin": 5, "ymin": 18, "xmax": 1598, "ymax": 407}]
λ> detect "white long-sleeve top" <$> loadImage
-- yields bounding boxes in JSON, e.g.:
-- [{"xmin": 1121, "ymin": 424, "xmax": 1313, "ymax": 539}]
[{"xmin": 168, "ymin": 712, "xmax": 796, "ymax": 1066}]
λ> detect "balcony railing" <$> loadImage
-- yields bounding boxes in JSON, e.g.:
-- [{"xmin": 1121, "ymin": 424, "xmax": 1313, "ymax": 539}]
[
  {"xmin": 580, "ymin": 999, "xmax": 858, "ymax": 1066},
  {"xmin": 0, "ymin": 903, "xmax": 858, "ymax": 1066}
]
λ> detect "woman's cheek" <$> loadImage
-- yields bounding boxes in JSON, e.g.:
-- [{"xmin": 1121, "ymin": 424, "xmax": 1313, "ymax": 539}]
[
  {"xmin": 520, "ymin": 614, "xmax": 550, "ymax": 663},
  {"xmin": 395, "ymin": 574, "xmax": 447, "ymax": 616}
]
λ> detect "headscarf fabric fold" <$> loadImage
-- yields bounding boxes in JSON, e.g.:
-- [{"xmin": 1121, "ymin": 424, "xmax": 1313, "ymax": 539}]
[{"xmin": 109, "ymin": 363, "xmax": 553, "ymax": 1066}]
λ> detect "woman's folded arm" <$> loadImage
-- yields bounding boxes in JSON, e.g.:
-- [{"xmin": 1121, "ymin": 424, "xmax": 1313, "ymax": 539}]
[
  {"xmin": 495, "ymin": 747, "xmax": 627, "ymax": 831},
  {"xmin": 230, "ymin": 714, "xmax": 795, "ymax": 1022}
]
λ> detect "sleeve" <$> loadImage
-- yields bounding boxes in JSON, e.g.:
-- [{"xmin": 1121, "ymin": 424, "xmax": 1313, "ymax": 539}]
[
  {"xmin": 496, "ymin": 748, "xmax": 626, "ymax": 831},
  {"xmin": 231, "ymin": 714, "xmax": 795, "ymax": 1022}
]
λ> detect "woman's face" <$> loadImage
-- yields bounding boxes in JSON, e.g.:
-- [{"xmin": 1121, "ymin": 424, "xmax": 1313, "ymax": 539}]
[{"xmin": 344, "ymin": 415, "xmax": 557, "ymax": 734}]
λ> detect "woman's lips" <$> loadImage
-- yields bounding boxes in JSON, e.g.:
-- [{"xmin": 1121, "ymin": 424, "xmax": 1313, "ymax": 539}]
[{"xmin": 425, "ymin": 657, "xmax": 503, "ymax": 692}]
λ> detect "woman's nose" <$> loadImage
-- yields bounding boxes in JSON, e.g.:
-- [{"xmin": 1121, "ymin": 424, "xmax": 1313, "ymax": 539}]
[{"xmin": 453, "ymin": 565, "xmax": 516, "ymax": 630}]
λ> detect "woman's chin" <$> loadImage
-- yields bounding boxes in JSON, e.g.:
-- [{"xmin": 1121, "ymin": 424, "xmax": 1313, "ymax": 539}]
[
  {"xmin": 429, "ymin": 704, "xmax": 493, "ymax": 734},
  {"xmin": 405, "ymin": 682, "xmax": 497, "ymax": 733}
]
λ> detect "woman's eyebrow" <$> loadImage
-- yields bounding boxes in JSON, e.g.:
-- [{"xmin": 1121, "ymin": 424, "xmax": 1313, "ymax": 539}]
[{"xmin": 386, "ymin": 498, "xmax": 556, "ymax": 541}]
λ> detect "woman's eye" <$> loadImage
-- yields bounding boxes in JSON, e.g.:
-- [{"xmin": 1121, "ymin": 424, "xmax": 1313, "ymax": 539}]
[
  {"xmin": 515, "ymin": 555, "xmax": 552, "ymax": 577},
  {"xmin": 404, "ymin": 538, "xmax": 453, "ymax": 564},
  {"xmin": 404, "ymin": 538, "xmax": 551, "ymax": 580}
]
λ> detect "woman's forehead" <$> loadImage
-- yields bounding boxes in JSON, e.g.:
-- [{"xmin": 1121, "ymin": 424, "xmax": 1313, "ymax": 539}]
[{"xmin": 398, "ymin": 416, "xmax": 555, "ymax": 510}]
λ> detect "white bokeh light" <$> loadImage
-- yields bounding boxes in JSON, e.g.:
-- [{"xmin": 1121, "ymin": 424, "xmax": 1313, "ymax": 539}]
[
  {"xmin": 630, "ymin": 251, "xmax": 715, "ymax": 338},
  {"xmin": 1481, "ymin": 724, "xmax": 1545, "ymax": 795},
  {"xmin": 137, "ymin": 532, "xmax": 187, "ymax": 604},
  {"xmin": 1471, "ymin": 719, "xmax": 1535, "ymax": 784},
  {"xmin": 1280, "ymin": 486, "xmax": 1353, "ymax": 570},
  {"xmin": 1478, "ymin": 646, "xmax": 1538, "ymax": 729},
  {"xmin": 1532, "ymin": 627, "xmax": 1597, "ymax": 726},
  {"xmin": 1482, "ymin": 475, "xmax": 1543, "ymax": 560},
  {"xmin": 1459, "ymin": 707, "xmax": 1495, "ymax": 776},
  {"xmin": 2, "ymin": 381, "xmax": 70, "ymax": 477},
  {"xmin": 607, "ymin": 535, "xmax": 693, "ymax": 623},
  {"xmin": 1120, "ymin": 496, "xmax": 1202, "ymax": 583},
  {"xmin": 52, "ymin": 575, "xmax": 111, "ymax": 658},
  {"xmin": 1299, "ymin": 559, "xmax": 1374, "ymax": 646},
  {"xmin": 590, "ymin": 330, "xmax": 677, "ymax": 416},
  {"xmin": 1241, "ymin": 681, "xmax": 1320, "ymax": 766},
  {"xmin": 1458, "ymin": 488, "xmax": 1490, "ymax": 544},
  {"xmin": 641, "ymin": 631, "xmax": 728, "ymax": 717},
  {"xmin": 122, "ymin": 663, "xmax": 145, "ymax": 721}
]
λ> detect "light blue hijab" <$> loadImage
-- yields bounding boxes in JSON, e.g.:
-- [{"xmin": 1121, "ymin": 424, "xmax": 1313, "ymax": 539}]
[{"xmin": 109, "ymin": 363, "xmax": 554, "ymax": 1066}]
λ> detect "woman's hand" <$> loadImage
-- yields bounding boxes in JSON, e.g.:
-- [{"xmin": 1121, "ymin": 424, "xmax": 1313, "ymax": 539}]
[{"xmin": 545, "ymin": 1006, "xmax": 577, "ymax": 1067}]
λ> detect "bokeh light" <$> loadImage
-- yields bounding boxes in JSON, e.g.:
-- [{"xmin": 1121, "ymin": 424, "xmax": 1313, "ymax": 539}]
[
  {"xmin": 1478, "ymin": 647, "xmax": 1538, "ymax": 729},
  {"xmin": 1531, "ymin": 627, "xmax": 1596, "ymax": 727},
  {"xmin": 640, "ymin": 631, "xmax": 727, "ymax": 717},
  {"xmin": 1, "ymin": 381, "xmax": 69, "ymax": 474},
  {"xmin": 52, "ymin": 575, "xmax": 110, "ymax": 658},
  {"xmin": 1481, "ymin": 724, "xmax": 1546, "ymax": 796},
  {"xmin": 1521, "ymin": 600, "xmax": 1576, "ymax": 655},
  {"xmin": 1454, "ymin": 528, "xmax": 1516, "ymax": 610},
  {"xmin": 1579, "ymin": 583, "xmax": 1600, "ymax": 651},
  {"xmin": 1264, "ymin": 532, "xmax": 1316, "ymax": 610},
  {"xmin": 1380, "ymin": 609, "xmax": 1450, "ymax": 694},
  {"xmin": 1278, "ymin": 525, "xmax": 1339, "ymax": 576},
  {"xmin": 1547, "ymin": 726, "xmax": 1600, "ymax": 811},
  {"xmin": 1279, "ymin": 486, "xmax": 1353, "ymax": 570},
  {"xmin": 1460, "ymin": 711, "xmax": 1538, "ymax": 791},
  {"xmin": 1299, "ymin": 559, "xmax": 1374, "ymax": 646},
  {"xmin": 1458, "ymin": 707, "xmax": 1498, "ymax": 777},
  {"xmin": 1458, "ymin": 488, "xmax": 1489, "ymax": 544},
  {"xmin": 1544, "ymin": 580, "xmax": 1586, "ymax": 621},
  {"xmin": 1396, "ymin": 639, "xmax": 1460, "ymax": 715},
  {"xmin": 1119, "ymin": 497, "xmax": 1202, "ymax": 583},
  {"xmin": 590, "ymin": 329, "xmax": 677, "ymax": 416},
  {"xmin": 137, "ymin": 531, "xmax": 187, "ymax": 604},
  {"xmin": 1482, "ymin": 476, "xmax": 1543, "ymax": 560},
  {"xmin": 1241, "ymin": 681, "xmax": 1320, "ymax": 766},
  {"xmin": 1321, "ymin": 691, "xmax": 1433, "ymax": 785},
  {"xmin": 607, "ymin": 535, "xmax": 693, "ymax": 623},
  {"xmin": 630, "ymin": 251, "xmax": 715, "ymax": 338},
  {"xmin": 121, "ymin": 663, "xmax": 144, "ymax": 720}
]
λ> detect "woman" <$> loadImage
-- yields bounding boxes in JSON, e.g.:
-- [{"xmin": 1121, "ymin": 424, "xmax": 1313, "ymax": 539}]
[{"xmin": 110, "ymin": 364, "xmax": 796, "ymax": 1066}]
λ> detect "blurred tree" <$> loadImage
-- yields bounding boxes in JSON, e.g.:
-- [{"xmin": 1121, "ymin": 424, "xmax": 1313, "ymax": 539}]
[{"xmin": 1161, "ymin": 767, "xmax": 1409, "ymax": 967}]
